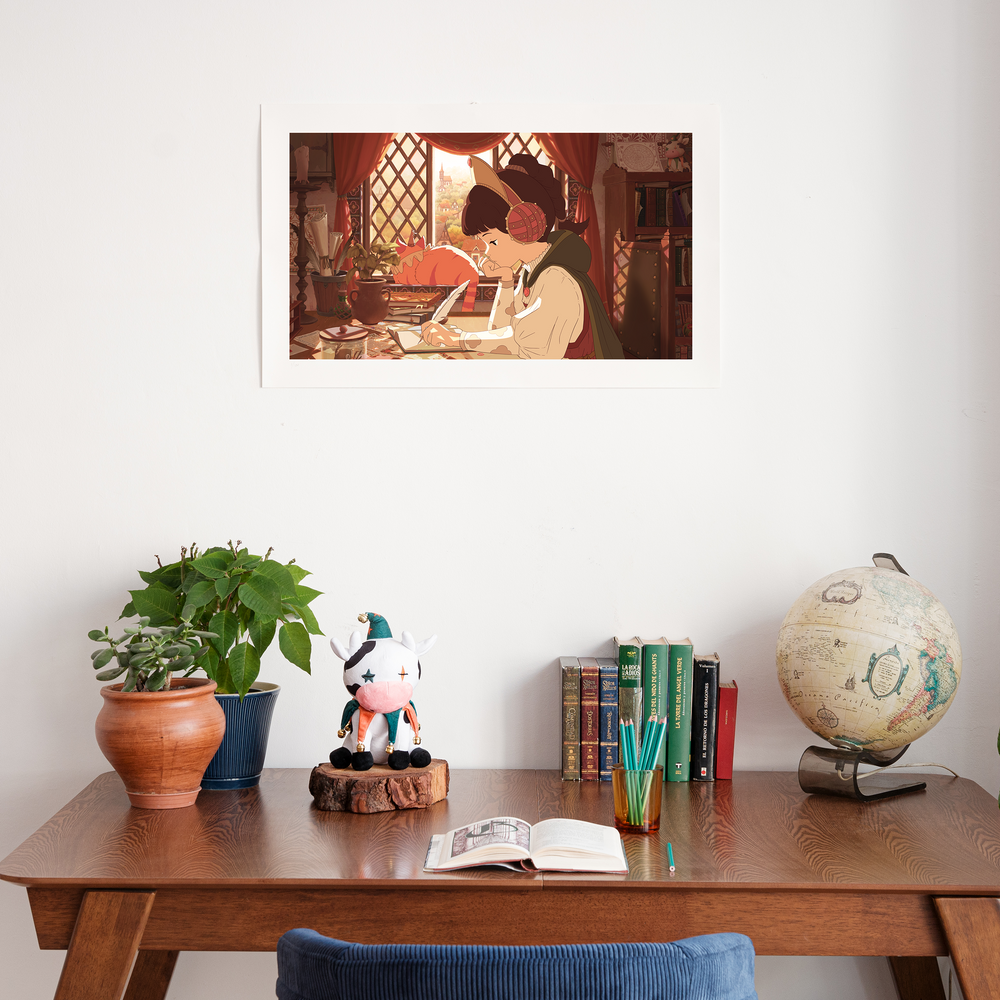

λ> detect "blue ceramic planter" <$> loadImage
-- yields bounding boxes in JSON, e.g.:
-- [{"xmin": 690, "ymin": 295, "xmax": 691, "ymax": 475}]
[{"xmin": 201, "ymin": 683, "xmax": 279, "ymax": 790}]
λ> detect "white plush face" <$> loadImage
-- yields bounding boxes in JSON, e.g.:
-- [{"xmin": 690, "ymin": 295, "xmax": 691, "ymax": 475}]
[
  {"xmin": 331, "ymin": 630, "xmax": 437, "ymax": 712},
  {"xmin": 343, "ymin": 637, "xmax": 420, "ymax": 713}
]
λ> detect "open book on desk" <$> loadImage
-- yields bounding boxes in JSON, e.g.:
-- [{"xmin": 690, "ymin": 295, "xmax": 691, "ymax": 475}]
[
  {"xmin": 386, "ymin": 279, "xmax": 473, "ymax": 354},
  {"xmin": 423, "ymin": 816, "xmax": 628, "ymax": 873}
]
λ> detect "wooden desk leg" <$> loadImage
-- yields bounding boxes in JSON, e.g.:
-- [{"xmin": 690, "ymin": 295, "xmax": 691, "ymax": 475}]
[
  {"xmin": 123, "ymin": 951, "xmax": 179, "ymax": 1000},
  {"xmin": 934, "ymin": 897, "xmax": 1000, "ymax": 1000},
  {"xmin": 888, "ymin": 957, "xmax": 946, "ymax": 1000},
  {"xmin": 53, "ymin": 890, "xmax": 155, "ymax": 1000}
]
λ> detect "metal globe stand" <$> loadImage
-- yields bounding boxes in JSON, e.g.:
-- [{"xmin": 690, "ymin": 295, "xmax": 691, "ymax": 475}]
[{"xmin": 797, "ymin": 743, "xmax": 926, "ymax": 801}]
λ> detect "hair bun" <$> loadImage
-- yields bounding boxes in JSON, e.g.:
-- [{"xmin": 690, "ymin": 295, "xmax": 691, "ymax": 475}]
[{"xmin": 505, "ymin": 202, "xmax": 547, "ymax": 243}]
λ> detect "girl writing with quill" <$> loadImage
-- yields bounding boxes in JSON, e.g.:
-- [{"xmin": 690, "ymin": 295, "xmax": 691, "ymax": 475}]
[{"xmin": 421, "ymin": 154, "xmax": 623, "ymax": 359}]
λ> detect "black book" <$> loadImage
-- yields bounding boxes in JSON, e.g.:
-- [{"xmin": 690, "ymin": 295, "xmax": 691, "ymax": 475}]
[{"xmin": 691, "ymin": 653, "xmax": 720, "ymax": 781}]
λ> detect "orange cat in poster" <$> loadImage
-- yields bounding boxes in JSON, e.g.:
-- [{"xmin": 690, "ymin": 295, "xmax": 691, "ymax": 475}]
[{"xmin": 391, "ymin": 237, "xmax": 479, "ymax": 312}]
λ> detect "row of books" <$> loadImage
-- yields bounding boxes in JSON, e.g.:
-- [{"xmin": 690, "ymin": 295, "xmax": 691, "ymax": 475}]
[
  {"xmin": 635, "ymin": 184, "xmax": 693, "ymax": 229},
  {"xmin": 674, "ymin": 241, "xmax": 693, "ymax": 287},
  {"xmin": 675, "ymin": 300, "xmax": 693, "ymax": 339},
  {"xmin": 560, "ymin": 639, "xmax": 738, "ymax": 783}
]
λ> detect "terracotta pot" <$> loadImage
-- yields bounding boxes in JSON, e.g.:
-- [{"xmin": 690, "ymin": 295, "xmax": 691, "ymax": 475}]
[
  {"xmin": 95, "ymin": 677, "xmax": 226, "ymax": 809},
  {"xmin": 350, "ymin": 278, "xmax": 392, "ymax": 325}
]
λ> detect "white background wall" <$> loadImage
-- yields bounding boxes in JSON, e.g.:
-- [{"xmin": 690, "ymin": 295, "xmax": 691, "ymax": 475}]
[{"xmin": 1, "ymin": 1, "xmax": 996, "ymax": 997}]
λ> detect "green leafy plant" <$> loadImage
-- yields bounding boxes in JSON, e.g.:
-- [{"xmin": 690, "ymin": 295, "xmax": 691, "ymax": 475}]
[
  {"xmin": 88, "ymin": 618, "xmax": 217, "ymax": 692},
  {"xmin": 118, "ymin": 541, "xmax": 324, "ymax": 698},
  {"xmin": 343, "ymin": 240, "xmax": 400, "ymax": 280}
]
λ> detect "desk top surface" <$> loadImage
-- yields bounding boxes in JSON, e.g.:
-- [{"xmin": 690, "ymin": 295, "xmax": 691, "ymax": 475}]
[{"xmin": 3, "ymin": 769, "xmax": 999, "ymax": 893}]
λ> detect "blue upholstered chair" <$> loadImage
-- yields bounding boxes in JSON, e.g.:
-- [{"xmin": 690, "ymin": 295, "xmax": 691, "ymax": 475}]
[{"xmin": 276, "ymin": 928, "xmax": 757, "ymax": 1000}]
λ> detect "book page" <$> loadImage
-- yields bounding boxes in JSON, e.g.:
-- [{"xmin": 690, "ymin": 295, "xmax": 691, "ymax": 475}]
[
  {"xmin": 425, "ymin": 817, "xmax": 533, "ymax": 868},
  {"xmin": 528, "ymin": 819, "xmax": 626, "ymax": 871}
]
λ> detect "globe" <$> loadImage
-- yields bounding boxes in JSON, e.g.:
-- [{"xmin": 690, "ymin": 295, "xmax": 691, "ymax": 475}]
[{"xmin": 776, "ymin": 565, "xmax": 961, "ymax": 753}]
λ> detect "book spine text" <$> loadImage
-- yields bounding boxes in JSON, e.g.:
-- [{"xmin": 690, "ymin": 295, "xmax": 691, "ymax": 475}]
[
  {"xmin": 580, "ymin": 659, "xmax": 600, "ymax": 781},
  {"xmin": 691, "ymin": 655, "xmax": 720, "ymax": 781},
  {"xmin": 616, "ymin": 639, "xmax": 643, "ymax": 737},
  {"xmin": 667, "ymin": 640, "xmax": 694, "ymax": 782},
  {"xmin": 560, "ymin": 658, "xmax": 580, "ymax": 780},
  {"xmin": 642, "ymin": 640, "xmax": 669, "ymax": 768},
  {"xmin": 598, "ymin": 658, "xmax": 619, "ymax": 780}
]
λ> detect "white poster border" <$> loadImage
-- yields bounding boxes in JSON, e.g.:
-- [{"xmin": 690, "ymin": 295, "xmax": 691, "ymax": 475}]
[{"xmin": 261, "ymin": 103, "xmax": 720, "ymax": 388}]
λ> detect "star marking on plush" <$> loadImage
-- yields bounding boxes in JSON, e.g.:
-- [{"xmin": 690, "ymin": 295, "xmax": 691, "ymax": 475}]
[{"xmin": 361, "ymin": 669, "xmax": 375, "ymax": 683}]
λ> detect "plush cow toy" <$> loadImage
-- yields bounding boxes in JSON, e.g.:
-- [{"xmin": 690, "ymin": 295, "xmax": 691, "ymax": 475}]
[{"xmin": 329, "ymin": 612, "xmax": 436, "ymax": 772}]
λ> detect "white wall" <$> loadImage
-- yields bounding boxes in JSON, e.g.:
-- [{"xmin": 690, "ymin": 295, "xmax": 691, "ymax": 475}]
[{"xmin": 1, "ymin": 1, "xmax": 996, "ymax": 997}]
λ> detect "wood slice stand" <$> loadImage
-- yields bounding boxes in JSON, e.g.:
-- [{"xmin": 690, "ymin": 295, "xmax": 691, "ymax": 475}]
[{"xmin": 309, "ymin": 759, "xmax": 449, "ymax": 813}]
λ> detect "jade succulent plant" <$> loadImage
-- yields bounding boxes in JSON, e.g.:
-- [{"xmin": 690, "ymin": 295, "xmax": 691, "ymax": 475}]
[
  {"xmin": 89, "ymin": 618, "xmax": 216, "ymax": 692},
  {"xmin": 91, "ymin": 541, "xmax": 324, "ymax": 698}
]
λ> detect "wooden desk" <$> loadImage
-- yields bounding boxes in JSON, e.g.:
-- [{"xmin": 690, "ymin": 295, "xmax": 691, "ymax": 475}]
[{"xmin": 3, "ymin": 769, "xmax": 1000, "ymax": 1000}]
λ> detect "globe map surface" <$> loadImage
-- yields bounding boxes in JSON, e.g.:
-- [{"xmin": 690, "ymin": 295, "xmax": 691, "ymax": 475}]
[{"xmin": 776, "ymin": 567, "xmax": 961, "ymax": 753}]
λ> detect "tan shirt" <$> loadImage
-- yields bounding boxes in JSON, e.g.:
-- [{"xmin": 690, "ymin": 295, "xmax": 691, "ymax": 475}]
[{"xmin": 461, "ymin": 248, "xmax": 584, "ymax": 359}]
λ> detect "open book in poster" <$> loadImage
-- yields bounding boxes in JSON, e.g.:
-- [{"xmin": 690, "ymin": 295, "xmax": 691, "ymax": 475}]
[{"xmin": 423, "ymin": 816, "xmax": 628, "ymax": 874}]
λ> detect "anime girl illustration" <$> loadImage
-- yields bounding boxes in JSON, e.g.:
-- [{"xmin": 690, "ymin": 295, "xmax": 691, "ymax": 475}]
[{"xmin": 420, "ymin": 154, "xmax": 624, "ymax": 359}]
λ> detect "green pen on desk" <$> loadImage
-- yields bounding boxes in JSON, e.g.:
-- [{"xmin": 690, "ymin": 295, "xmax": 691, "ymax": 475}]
[{"xmin": 667, "ymin": 842, "xmax": 675, "ymax": 872}]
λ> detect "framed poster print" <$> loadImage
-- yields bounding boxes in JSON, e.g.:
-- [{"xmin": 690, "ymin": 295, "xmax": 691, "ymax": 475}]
[{"xmin": 262, "ymin": 103, "xmax": 719, "ymax": 388}]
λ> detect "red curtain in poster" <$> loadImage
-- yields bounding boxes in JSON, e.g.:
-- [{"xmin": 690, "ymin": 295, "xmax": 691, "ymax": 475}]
[
  {"xmin": 417, "ymin": 133, "xmax": 508, "ymax": 155},
  {"xmin": 533, "ymin": 133, "xmax": 608, "ymax": 309},
  {"xmin": 331, "ymin": 133, "xmax": 396, "ymax": 244}
]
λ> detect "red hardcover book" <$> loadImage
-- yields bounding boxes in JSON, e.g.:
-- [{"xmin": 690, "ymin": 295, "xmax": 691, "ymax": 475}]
[
  {"xmin": 579, "ymin": 657, "xmax": 601, "ymax": 781},
  {"xmin": 714, "ymin": 681, "xmax": 738, "ymax": 779}
]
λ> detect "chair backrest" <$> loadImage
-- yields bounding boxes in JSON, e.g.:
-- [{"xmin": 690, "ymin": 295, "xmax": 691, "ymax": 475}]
[{"xmin": 276, "ymin": 928, "xmax": 757, "ymax": 1000}]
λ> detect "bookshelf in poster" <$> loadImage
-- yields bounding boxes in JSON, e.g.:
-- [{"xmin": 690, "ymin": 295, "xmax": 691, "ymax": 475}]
[
  {"xmin": 560, "ymin": 657, "xmax": 580, "ymax": 781},
  {"xmin": 602, "ymin": 162, "xmax": 693, "ymax": 361},
  {"xmin": 666, "ymin": 638, "xmax": 694, "ymax": 782},
  {"xmin": 598, "ymin": 657, "xmax": 619, "ymax": 780},
  {"xmin": 636, "ymin": 182, "xmax": 692, "ymax": 229},
  {"xmin": 675, "ymin": 300, "xmax": 692, "ymax": 339},
  {"xmin": 691, "ymin": 653, "xmax": 720, "ymax": 781},
  {"xmin": 579, "ymin": 658, "xmax": 601, "ymax": 781},
  {"xmin": 674, "ymin": 239, "xmax": 693, "ymax": 288},
  {"xmin": 715, "ymin": 680, "xmax": 739, "ymax": 780}
]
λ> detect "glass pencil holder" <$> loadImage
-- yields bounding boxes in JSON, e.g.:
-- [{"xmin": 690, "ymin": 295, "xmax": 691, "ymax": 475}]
[{"xmin": 612, "ymin": 764, "xmax": 663, "ymax": 834}]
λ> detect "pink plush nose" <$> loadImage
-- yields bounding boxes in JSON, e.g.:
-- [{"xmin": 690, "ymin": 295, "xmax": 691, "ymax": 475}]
[{"xmin": 356, "ymin": 680, "xmax": 413, "ymax": 713}]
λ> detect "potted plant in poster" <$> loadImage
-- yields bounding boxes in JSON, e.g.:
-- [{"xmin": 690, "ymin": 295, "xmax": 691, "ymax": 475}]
[
  {"xmin": 89, "ymin": 619, "xmax": 226, "ymax": 809},
  {"xmin": 343, "ymin": 240, "xmax": 401, "ymax": 324},
  {"xmin": 121, "ymin": 541, "xmax": 324, "ymax": 789},
  {"xmin": 306, "ymin": 231, "xmax": 353, "ymax": 321}
]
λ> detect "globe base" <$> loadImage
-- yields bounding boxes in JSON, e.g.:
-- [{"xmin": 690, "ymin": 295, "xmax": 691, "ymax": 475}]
[{"xmin": 797, "ymin": 744, "xmax": 927, "ymax": 801}]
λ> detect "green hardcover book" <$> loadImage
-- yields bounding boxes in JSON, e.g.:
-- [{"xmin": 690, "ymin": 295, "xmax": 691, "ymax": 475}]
[
  {"xmin": 560, "ymin": 656, "xmax": 581, "ymax": 781},
  {"xmin": 666, "ymin": 637, "xmax": 694, "ymax": 782},
  {"xmin": 641, "ymin": 637, "xmax": 669, "ymax": 768},
  {"xmin": 614, "ymin": 637, "xmax": 643, "ymax": 742}
]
